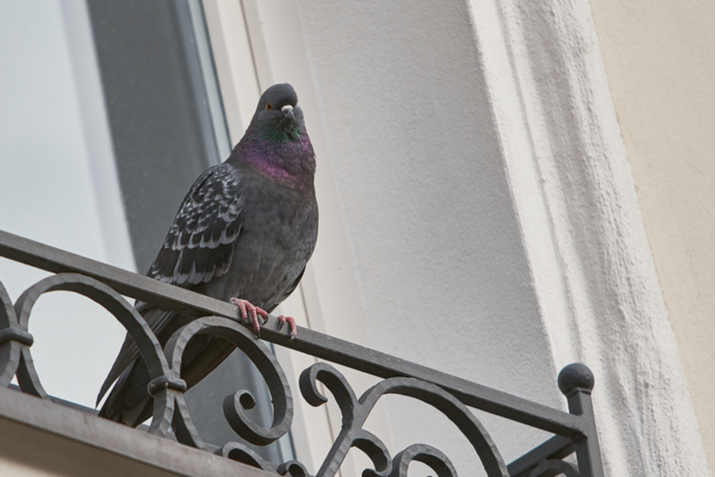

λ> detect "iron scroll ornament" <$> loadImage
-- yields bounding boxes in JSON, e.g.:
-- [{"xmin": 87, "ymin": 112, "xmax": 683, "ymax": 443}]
[
  {"xmin": 300, "ymin": 362, "xmax": 510, "ymax": 477},
  {"xmin": 0, "ymin": 269, "xmax": 594, "ymax": 476},
  {"xmin": 527, "ymin": 459, "xmax": 580, "ymax": 477},
  {"xmin": 0, "ymin": 273, "xmax": 182, "ymax": 436},
  {"xmin": 0, "ymin": 274, "xmax": 305, "ymax": 475},
  {"xmin": 161, "ymin": 315, "xmax": 294, "ymax": 451},
  {"xmin": 0, "ymin": 273, "xmax": 508, "ymax": 476}
]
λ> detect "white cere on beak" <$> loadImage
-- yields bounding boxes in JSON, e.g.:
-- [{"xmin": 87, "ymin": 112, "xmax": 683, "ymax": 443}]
[{"xmin": 281, "ymin": 104, "xmax": 295, "ymax": 119}]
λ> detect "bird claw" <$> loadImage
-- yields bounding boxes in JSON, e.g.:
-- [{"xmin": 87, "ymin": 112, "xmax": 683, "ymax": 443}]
[
  {"xmin": 230, "ymin": 298, "xmax": 297, "ymax": 339},
  {"xmin": 275, "ymin": 315, "xmax": 298, "ymax": 339},
  {"xmin": 231, "ymin": 298, "xmax": 268, "ymax": 337}
]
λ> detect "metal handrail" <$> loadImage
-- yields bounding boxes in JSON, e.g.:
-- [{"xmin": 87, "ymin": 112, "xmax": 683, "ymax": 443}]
[{"xmin": 0, "ymin": 229, "xmax": 603, "ymax": 477}]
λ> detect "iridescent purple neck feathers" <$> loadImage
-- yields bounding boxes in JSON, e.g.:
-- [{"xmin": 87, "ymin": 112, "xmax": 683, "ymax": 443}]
[{"xmin": 229, "ymin": 128, "xmax": 316, "ymax": 192}]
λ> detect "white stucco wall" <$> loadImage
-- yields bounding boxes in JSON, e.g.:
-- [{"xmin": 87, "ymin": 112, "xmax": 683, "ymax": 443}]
[
  {"xmin": 468, "ymin": 0, "xmax": 709, "ymax": 474},
  {"xmin": 589, "ymin": 0, "xmax": 714, "ymax": 471}
]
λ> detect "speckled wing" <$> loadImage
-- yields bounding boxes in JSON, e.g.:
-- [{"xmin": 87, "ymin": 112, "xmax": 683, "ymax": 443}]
[
  {"xmin": 148, "ymin": 163, "xmax": 244, "ymax": 287},
  {"xmin": 97, "ymin": 163, "xmax": 244, "ymax": 405}
]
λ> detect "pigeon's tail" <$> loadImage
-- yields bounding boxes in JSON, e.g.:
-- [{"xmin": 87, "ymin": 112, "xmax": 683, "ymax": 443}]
[
  {"xmin": 98, "ymin": 358, "xmax": 155, "ymax": 427},
  {"xmin": 97, "ymin": 306, "xmax": 238, "ymax": 427},
  {"xmin": 97, "ymin": 306, "xmax": 177, "ymax": 427}
]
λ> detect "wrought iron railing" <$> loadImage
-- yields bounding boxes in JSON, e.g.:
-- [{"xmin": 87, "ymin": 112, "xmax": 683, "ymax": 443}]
[{"xmin": 0, "ymin": 229, "xmax": 604, "ymax": 477}]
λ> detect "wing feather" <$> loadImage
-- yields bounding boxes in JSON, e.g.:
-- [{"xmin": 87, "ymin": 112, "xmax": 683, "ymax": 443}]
[
  {"xmin": 149, "ymin": 163, "xmax": 244, "ymax": 286},
  {"xmin": 96, "ymin": 163, "xmax": 245, "ymax": 405}
]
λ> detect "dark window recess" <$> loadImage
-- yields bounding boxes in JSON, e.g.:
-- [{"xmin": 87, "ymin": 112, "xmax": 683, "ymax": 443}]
[
  {"xmin": 87, "ymin": 0, "xmax": 221, "ymax": 274},
  {"xmin": 86, "ymin": 0, "xmax": 289, "ymax": 463}
]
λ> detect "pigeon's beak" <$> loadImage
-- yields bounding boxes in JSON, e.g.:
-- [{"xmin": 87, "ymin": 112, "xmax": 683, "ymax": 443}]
[{"xmin": 281, "ymin": 104, "xmax": 295, "ymax": 120}]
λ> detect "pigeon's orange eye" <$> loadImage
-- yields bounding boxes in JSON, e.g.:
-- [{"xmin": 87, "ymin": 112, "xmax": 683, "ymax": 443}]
[{"xmin": 265, "ymin": 103, "xmax": 272, "ymax": 110}]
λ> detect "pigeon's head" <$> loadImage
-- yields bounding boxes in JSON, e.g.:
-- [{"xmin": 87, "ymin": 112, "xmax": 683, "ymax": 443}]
[{"xmin": 253, "ymin": 83, "xmax": 304, "ymax": 140}]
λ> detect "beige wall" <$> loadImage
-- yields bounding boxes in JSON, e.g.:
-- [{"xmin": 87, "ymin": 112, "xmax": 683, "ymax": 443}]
[
  {"xmin": 0, "ymin": 460, "xmax": 60, "ymax": 477},
  {"xmin": 589, "ymin": 0, "xmax": 714, "ymax": 472}
]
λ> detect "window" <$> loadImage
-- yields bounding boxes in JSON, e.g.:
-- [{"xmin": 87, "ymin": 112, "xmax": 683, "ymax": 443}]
[{"xmin": 0, "ymin": 0, "xmax": 292, "ymax": 463}]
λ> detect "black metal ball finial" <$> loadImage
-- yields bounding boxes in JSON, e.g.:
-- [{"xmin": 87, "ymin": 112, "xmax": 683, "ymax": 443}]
[{"xmin": 558, "ymin": 363, "xmax": 595, "ymax": 396}]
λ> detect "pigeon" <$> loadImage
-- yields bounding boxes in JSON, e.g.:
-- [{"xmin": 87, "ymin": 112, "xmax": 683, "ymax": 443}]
[{"xmin": 97, "ymin": 83, "xmax": 318, "ymax": 427}]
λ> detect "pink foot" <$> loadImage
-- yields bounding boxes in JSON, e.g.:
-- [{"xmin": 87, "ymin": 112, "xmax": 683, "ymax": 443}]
[
  {"xmin": 231, "ymin": 298, "xmax": 268, "ymax": 336},
  {"xmin": 276, "ymin": 315, "xmax": 298, "ymax": 339}
]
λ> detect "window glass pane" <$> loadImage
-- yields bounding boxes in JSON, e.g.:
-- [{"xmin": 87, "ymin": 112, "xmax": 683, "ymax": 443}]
[{"xmin": 87, "ymin": 0, "xmax": 223, "ymax": 273}]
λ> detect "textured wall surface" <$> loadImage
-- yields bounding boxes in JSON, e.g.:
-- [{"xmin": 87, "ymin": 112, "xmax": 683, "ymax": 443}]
[
  {"xmin": 469, "ymin": 0, "xmax": 709, "ymax": 474},
  {"xmin": 590, "ymin": 0, "xmax": 714, "ymax": 471}
]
